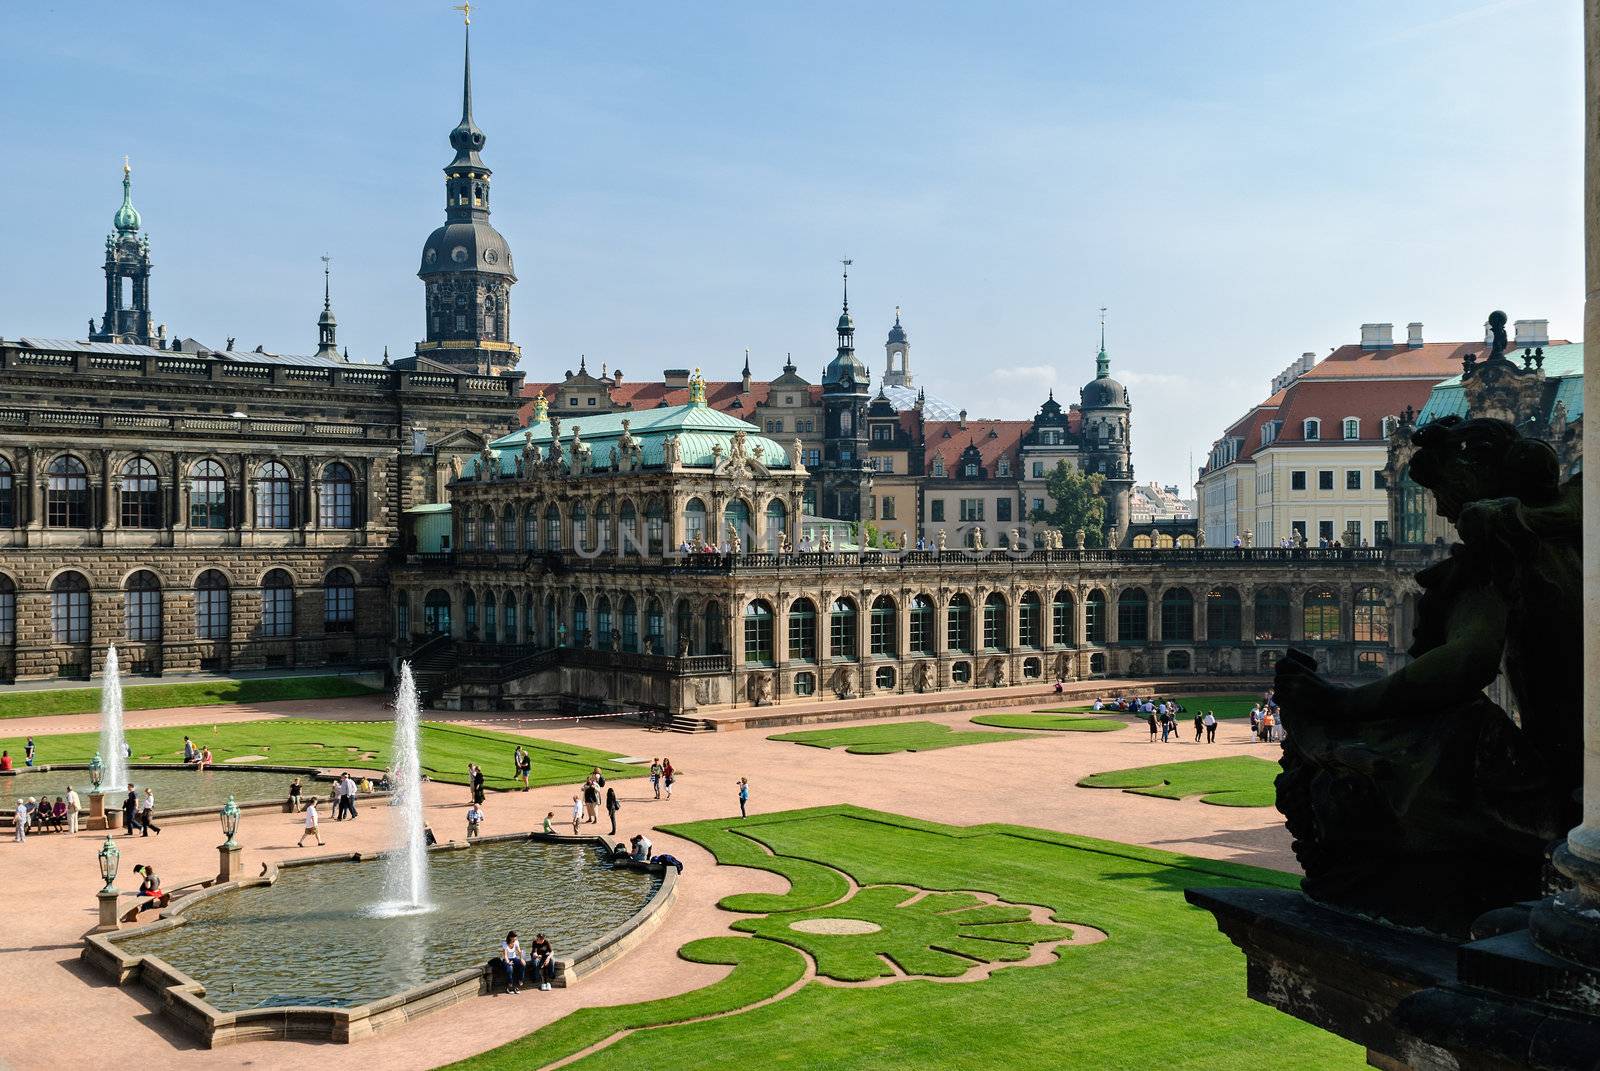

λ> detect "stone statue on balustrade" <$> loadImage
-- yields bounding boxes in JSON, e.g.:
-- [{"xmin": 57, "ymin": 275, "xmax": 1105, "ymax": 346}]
[{"xmin": 1274, "ymin": 414, "xmax": 1582, "ymax": 935}]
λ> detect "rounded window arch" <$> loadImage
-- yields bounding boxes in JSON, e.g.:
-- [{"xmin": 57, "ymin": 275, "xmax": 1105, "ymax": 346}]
[
  {"xmin": 189, "ymin": 459, "xmax": 229, "ymax": 529},
  {"xmin": 788, "ymin": 597, "xmax": 818, "ymax": 663},
  {"xmin": 0, "ymin": 455, "xmax": 14, "ymax": 529},
  {"xmin": 501, "ymin": 505, "xmax": 518, "ymax": 552},
  {"xmin": 0, "ymin": 573, "xmax": 14, "ymax": 647},
  {"xmin": 319, "ymin": 462, "xmax": 355, "ymax": 529},
  {"xmin": 261, "ymin": 569, "xmax": 295, "ymax": 638},
  {"xmin": 324, "ymin": 567, "xmax": 356, "ymax": 633},
  {"xmin": 644, "ymin": 498, "xmax": 666, "ymax": 555},
  {"xmin": 50, "ymin": 570, "xmax": 91, "ymax": 644},
  {"xmin": 523, "ymin": 505, "xmax": 539, "ymax": 552},
  {"xmin": 1255, "ymin": 586, "xmax": 1290, "ymax": 640},
  {"xmin": 596, "ymin": 594, "xmax": 613, "ymax": 648},
  {"xmin": 1160, "ymin": 588, "xmax": 1195, "ymax": 641},
  {"xmin": 829, "ymin": 596, "xmax": 859, "ymax": 660},
  {"xmin": 119, "ymin": 457, "xmax": 162, "ymax": 529},
  {"xmin": 1117, "ymin": 588, "xmax": 1149, "ymax": 642},
  {"xmin": 1303, "ymin": 586, "xmax": 1341, "ymax": 641},
  {"xmin": 645, "ymin": 597, "xmax": 664, "ymax": 653},
  {"xmin": 195, "ymin": 569, "xmax": 231, "ymax": 641},
  {"xmin": 1018, "ymin": 591, "xmax": 1042, "ymax": 649},
  {"xmin": 620, "ymin": 594, "xmax": 638, "ymax": 652},
  {"xmin": 255, "ymin": 461, "xmax": 293, "ymax": 529},
  {"xmin": 1353, "ymin": 585, "xmax": 1389, "ymax": 643},
  {"xmin": 46, "ymin": 455, "xmax": 90, "ymax": 528},
  {"xmin": 702, "ymin": 599, "xmax": 725, "ymax": 655},
  {"xmin": 571, "ymin": 501, "xmax": 589, "ymax": 552},
  {"xmin": 982, "ymin": 592, "xmax": 1008, "ymax": 650},
  {"xmin": 723, "ymin": 499, "xmax": 751, "ymax": 548},
  {"xmin": 422, "ymin": 587, "xmax": 451, "ymax": 636},
  {"xmin": 683, "ymin": 498, "xmax": 708, "ymax": 547},
  {"xmin": 483, "ymin": 590, "xmax": 499, "ymax": 641},
  {"xmin": 764, "ymin": 499, "xmax": 787, "ymax": 552},
  {"xmin": 595, "ymin": 500, "xmax": 613, "ymax": 553},
  {"xmin": 1051, "ymin": 589, "xmax": 1075, "ymax": 646},
  {"xmin": 1084, "ymin": 589, "xmax": 1107, "ymax": 644},
  {"xmin": 1206, "ymin": 587, "xmax": 1242, "ymax": 641},
  {"xmin": 619, "ymin": 500, "xmax": 639, "ymax": 555},
  {"xmin": 909, "ymin": 594, "xmax": 935, "ymax": 656},
  {"xmin": 545, "ymin": 503, "xmax": 562, "ymax": 551},
  {"xmin": 673, "ymin": 597, "xmax": 692, "ymax": 654},
  {"xmin": 480, "ymin": 507, "xmax": 495, "ymax": 551},
  {"xmin": 125, "ymin": 569, "xmax": 162, "ymax": 642},
  {"xmin": 743, "ymin": 599, "xmax": 775, "ymax": 666},
  {"xmin": 869, "ymin": 594, "xmax": 897, "ymax": 657},
  {"xmin": 947, "ymin": 593, "xmax": 973, "ymax": 653}
]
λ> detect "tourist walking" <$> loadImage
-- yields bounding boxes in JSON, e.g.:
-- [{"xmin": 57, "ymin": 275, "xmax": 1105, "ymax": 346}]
[
  {"xmin": 343, "ymin": 772, "xmax": 360, "ymax": 819},
  {"xmin": 331, "ymin": 775, "xmax": 347, "ymax": 820},
  {"xmin": 471, "ymin": 763, "xmax": 486, "ymax": 806},
  {"xmin": 528, "ymin": 933, "xmax": 555, "ymax": 990},
  {"xmin": 1146, "ymin": 713, "xmax": 1158, "ymax": 742},
  {"xmin": 66, "ymin": 785, "xmax": 80, "ymax": 834},
  {"xmin": 24, "ymin": 737, "xmax": 35, "ymax": 767},
  {"xmin": 662, "ymin": 759, "xmax": 676, "ymax": 800},
  {"xmin": 139, "ymin": 786, "xmax": 160, "ymax": 837},
  {"xmin": 605, "ymin": 786, "xmax": 620, "ymax": 835},
  {"xmin": 13, "ymin": 798, "xmax": 28, "ymax": 842},
  {"xmin": 297, "ymin": 799, "xmax": 324, "ymax": 846},
  {"xmin": 466, "ymin": 801, "xmax": 485, "ymax": 838},
  {"xmin": 1204, "ymin": 710, "xmax": 1217, "ymax": 743},
  {"xmin": 1193, "ymin": 713, "xmax": 1205, "ymax": 743},
  {"xmin": 737, "ymin": 777, "xmax": 749, "ymax": 818},
  {"xmin": 570, "ymin": 795, "xmax": 583, "ymax": 835},
  {"xmin": 500, "ymin": 930, "xmax": 527, "ymax": 994},
  {"xmin": 582, "ymin": 777, "xmax": 600, "ymax": 824},
  {"xmin": 649, "ymin": 758, "xmax": 663, "ymax": 799},
  {"xmin": 514, "ymin": 745, "xmax": 530, "ymax": 790},
  {"xmin": 122, "ymin": 785, "xmax": 140, "ymax": 836}
]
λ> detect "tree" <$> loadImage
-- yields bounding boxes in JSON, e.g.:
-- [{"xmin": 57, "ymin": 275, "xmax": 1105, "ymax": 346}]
[{"xmin": 1032, "ymin": 462, "xmax": 1106, "ymax": 547}]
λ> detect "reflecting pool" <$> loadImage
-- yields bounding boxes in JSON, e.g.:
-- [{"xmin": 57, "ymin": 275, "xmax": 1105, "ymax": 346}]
[{"xmin": 6, "ymin": 766, "xmax": 304, "ymax": 814}]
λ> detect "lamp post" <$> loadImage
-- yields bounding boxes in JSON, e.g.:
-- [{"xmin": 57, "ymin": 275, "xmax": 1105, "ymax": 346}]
[
  {"xmin": 93, "ymin": 835, "xmax": 121, "ymax": 933},
  {"xmin": 86, "ymin": 753, "xmax": 110, "ymax": 830},
  {"xmin": 217, "ymin": 795, "xmax": 242, "ymax": 883}
]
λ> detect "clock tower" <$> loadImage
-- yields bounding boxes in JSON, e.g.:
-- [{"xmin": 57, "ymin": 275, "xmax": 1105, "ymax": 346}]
[
  {"xmin": 415, "ymin": 16, "xmax": 520, "ymax": 376},
  {"xmin": 818, "ymin": 262, "xmax": 873, "ymax": 522},
  {"xmin": 90, "ymin": 160, "xmax": 155, "ymax": 346}
]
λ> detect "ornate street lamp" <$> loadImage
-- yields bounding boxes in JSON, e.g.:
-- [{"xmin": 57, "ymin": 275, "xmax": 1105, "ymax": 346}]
[
  {"xmin": 97, "ymin": 835, "xmax": 120, "ymax": 893},
  {"xmin": 219, "ymin": 796, "xmax": 240, "ymax": 848},
  {"xmin": 88, "ymin": 752, "xmax": 103, "ymax": 791}
]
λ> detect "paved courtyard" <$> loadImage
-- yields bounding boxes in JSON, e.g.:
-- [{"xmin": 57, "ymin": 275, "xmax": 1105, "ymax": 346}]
[{"xmin": 0, "ymin": 692, "xmax": 1289, "ymax": 1071}]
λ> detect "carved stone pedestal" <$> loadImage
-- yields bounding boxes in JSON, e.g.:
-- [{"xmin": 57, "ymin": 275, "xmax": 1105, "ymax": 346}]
[
  {"xmin": 91, "ymin": 889, "xmax": 121, "ymax": 934},
  {"xmin": 1187, "ymin": 887, "xmax": 1600, "ymax": 1071},
  {"xmin": 217, "ymin": 842, "xmax": 241, "ymax": 884},
  {"xmin": 87, "ymin": 791, "xmax": 120, "ymax": 831}
]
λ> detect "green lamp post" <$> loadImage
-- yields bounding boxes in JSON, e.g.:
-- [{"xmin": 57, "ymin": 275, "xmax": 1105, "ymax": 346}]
[
  {"xmin": 88, "ymin": 752, "xmax": 103, "ymax": 791},
  {"xmin": 217, "ymin": 795, "xmax": 243, "ymax": 883},
  {"xmin": 219, "ymin": 796, "xmax": 241, "ymax": 848},
  {"xmin": 97, "ymin": 835, "xmax": 120, "ymax": 893}
]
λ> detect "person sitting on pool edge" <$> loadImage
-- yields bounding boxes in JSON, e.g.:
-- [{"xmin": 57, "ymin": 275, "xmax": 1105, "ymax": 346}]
[{"xmin": 528, "ymin": 933, "xmax": 555, "ymax": 990}]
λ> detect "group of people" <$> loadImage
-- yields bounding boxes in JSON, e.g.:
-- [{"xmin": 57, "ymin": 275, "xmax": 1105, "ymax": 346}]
[
  {"xmin": 1, "ymin": 737, "xmax": 42, "ymax": 770},
  {"xmin": 11, "ymin": 787, "xmax": 81, "ymax": 840},
  {"xmin": 497, "ymin": 930, "xmax": 557, "ymax": 993},
  {"xmin": 329, "ymin": 772, "xmax": 364, "ymax": 821},
  {"xmin": 572, "ymin": 767, "xmax": 621, "ymax": 834},
  {"xmin": 1092, "ymin": 696, "xmax": 1180, "ymax": 716},
  {"xmin": 1249, "ymin": 698, "xmax": 1283, "ymax": 743},
  {"xmin": 180, "ymin": 736, "xmax": 214, "ymax": 769},
  {"xmin": 120, "ymin": 785, "xmax": 160, "ymax": 836}
]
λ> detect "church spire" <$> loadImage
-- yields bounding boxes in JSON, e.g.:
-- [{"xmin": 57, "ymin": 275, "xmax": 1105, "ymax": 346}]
[
  {"xmin": 1096, "ymin": 306, "xmax": 1110, "ymax": 379},
  {"xmin": 317, "ymin": 255, "xmax": 338, "ymax": 356},
  {"xmin": 835, "ymin": 258, "xmax": 855, "ymax": 357},
  {"xmin": 447, "ymin": 8, "xmax": 487, "ymax": 172}
]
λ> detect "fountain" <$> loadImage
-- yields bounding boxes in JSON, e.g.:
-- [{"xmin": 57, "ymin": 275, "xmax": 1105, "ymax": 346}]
[
  {"xmin": 373, "ymin": 663, "xmax": 431, "ymax": 916},
  {"xmin": 99, "ymin": 645, "xmax": 128, "ymax": 792}
]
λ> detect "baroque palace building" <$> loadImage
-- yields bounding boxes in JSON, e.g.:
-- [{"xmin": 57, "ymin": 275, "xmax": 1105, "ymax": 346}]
[{"xmin": 0, "ymin": 24, "xmax": 1421, "ymax": 707}]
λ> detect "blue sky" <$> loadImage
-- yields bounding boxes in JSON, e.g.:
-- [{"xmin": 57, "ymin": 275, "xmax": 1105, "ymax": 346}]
[{"xmin": 0, "ymin": 0, "xmax": 1582, "ymax": 485}]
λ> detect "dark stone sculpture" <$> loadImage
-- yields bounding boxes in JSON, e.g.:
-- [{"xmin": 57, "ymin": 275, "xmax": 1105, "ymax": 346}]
[{"xmin": 1274, "ymin": 415, "xmax": 1582, "ymax": 936}]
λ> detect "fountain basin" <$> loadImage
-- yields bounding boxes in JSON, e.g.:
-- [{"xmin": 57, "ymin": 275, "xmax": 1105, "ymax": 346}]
[{"xmin": 83, "ymin": 832, "xmax": 674, "ymax": 1046}]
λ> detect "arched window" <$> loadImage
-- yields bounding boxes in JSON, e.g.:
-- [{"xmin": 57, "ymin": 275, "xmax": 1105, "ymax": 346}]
[
  {"xmin": 1117, "ymin": 588, "xmax": 1149, "ymax": 642},
  {"xmin": 464, "ymin": 590, "xmax": 478, "ymax": 636},
  {"xmin": 743, "ymin": 600, "xmax": 774, "ymax": 665},
  {"xmin": 621, "ymin": 595, "xmax": 638, "ymax": 652},
  {"xmin": 674, "ymin": 598, "xmax": 692, "ymax": 654},
  {"xmin": 1176, "ymin": 534, "xmax": 1195, "ymax": 549},
  {"xmin": 1155, "ymin": 532, "xmax": 1175, "ymax": 550},
  {"xmin": 829, "ymin": 597, "xmax": 858, "ymax": 660},
  {"xmin": 684, "ymin": 498, "xmax": 707, "ymax": 546},
  {"xmin": 1399, "ymin": 465, "xmax": 1428, "ymax": 544},
  {"xmin": 596, "ymin": 500, "xmax": 613, "ymax": 553},
  {"xmin": 324, "ymin": 568, "xmax": 355, "ymax": 633},
  {"xmin": 1052, "ymin": 589, "xmax": 1074, "ymax": 646},
  {"xmin": 125, "ymin": 570, "xmax": 162, "ymax": 642},
  {"xmin": 545, "ymin": 504, "xmax": 562, "ymax": 551},
  {"xmin": 1342, "ymin": 417, "xmax": 1360, "ymax": 440},
  {"xmin": 189, "ymin": 460, "xmax": 228, "ymax": 529},
  {"xmin": 1132, "ymin": 534, "xmax": 1152, "ymax": 549},
  {"xmin": 1160, "ymin": 588, "xmax": 1195, "ymax": 641},
  {"xmin": 1019, "ymin": 592, "xmax": 1042, "ymax": 649},
  {"xmin": 1206, "ymin": 587, "xmax": 1242, "ymax": 641},
  {"xmin": 0, "ymin": 458, "xmax": 13, "ymax": 528},
  {"xmin": 1303, "ymin": 587, "xmax": 1341, "ymax": 641},
  {"xmin": 524, "ymin": 506, "xmax": 538, "ymax": 551},
  {"xmin": 119, "ymin": 458, "xmax": 161, "ymax": 529},
  {"xmin": 463, "ymin": 507, "xmax": 477, "ymax": 549},
  {"xmin": 1303, "ymin": 418, "xmax": 1321, "ymax": 441},
  {"xmin": 261, "ymin": 570, "xmax": 295, "ymax": 637},
  {"xmin": 703, "ymin": 600, "xmax": 725, "ymax": 655},
  {"xmin": 910, "ymin": 594, "xmax": 935, "ymax": 655},
  {"xmin": 319, "ymin": 462, "xmax": 355, "ymax": 528},
  {"xmin": 571, "ymin": 502, "xmax": 589, "ymax": 552},
  {"xmin": 596, "ymin": 595, "xmax": 613, "ymax": 649},
  {"xmin": 1085, "ymin": 590, "xmax": 1107, "ymax": 643},
  {"xmin": 483, "ymin": 591, "xmax": 498, "ymax": 641},
  {"xmin": 619, "ymin": 501, "xmax": 639, "ymax": 555},
  {"xmin": 255, "ymin": 461, "xmax": 293, "ymax": 529},
  {"xmin": 764, "ymin": 499, "xmax": 787, "ymax": 552},
  {"xmin": 0, "ymin": 575, "xmax": 14, "ymax": 646},
  {"xmin": 983, "ymin": 592, "xmax": 1007, "ymax": 650},
  {"xmin": 932, "ymin": 458, "xmax": 946, "ymax": 478},
  {"xmin": 1255, "ymin": 586, "xmax": 1290, "ymax": 641},
  {"xmin": 524, "ymin": 593, "xmax": 536, "ymax": 643},
  {"xmin": 502, "ymin": 506, "xmax": 518, "ymax": 552},
  {"xmin": 195, "ymin": 570, "xmax": 231, "ymax": 641},
  {"xmin": 1354, "ymin": 586, "xmax": 1389, "ymax": 643},
  {"xmin": 789, "ymin": 598, "xmax": 818, "ymax": 663},
  {"xmin": 51, "ymin": 571, "xmax": 91, "ymax": 644},
  {"xmin": 481, "ymin": 508, "xmax": 495, "ymax": 551},
  {"xmin": 869, "ymin": 595, "xmax": 897, "ymax": 657},
  {"xmin": 645, "ymin": 499, "xmax": 665, "ymax": 555},
  {"xmin": 423, "ymin": 588, "xmax": 451, "ymax": 636},
  {"xmin": 646, "ymin": 598, "xmax": 664, "ymax": 653},
  {"xmin": 504, "ymin": 596, "xmax": 517, "ymax": 643},
  {"xmin": 46, "ymin": 455, "xmax": 90, "ymax": 528},
  {"xmin": 947, "ymin": 593, "xmax": 972, "ymax": 653},
  {"xmin": 724, "ymin": 500, "xmax": 751, "ymax": 548},
  {"xmin": 1357, "ymin": 650, "xmax": 1386, "ymax": 675}
]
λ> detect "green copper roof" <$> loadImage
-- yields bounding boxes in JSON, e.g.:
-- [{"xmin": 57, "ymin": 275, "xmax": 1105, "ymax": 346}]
[
  {"xmin": 1416, "ymin": 342, "xmax": 1584, "ymax": 426},
  {"xmin": 114, "ymin": 163, "xmax": 141, "ymax": 235},
  {"xmin": 471, "ymin": 400, "xmax": 791, "ymax": 476}
]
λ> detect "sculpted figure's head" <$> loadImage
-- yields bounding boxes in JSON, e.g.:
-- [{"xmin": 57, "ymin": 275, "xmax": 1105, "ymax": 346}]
[{"xmin": 1407, "ymin": 416, "xmax": 1559, "ymax": 522}]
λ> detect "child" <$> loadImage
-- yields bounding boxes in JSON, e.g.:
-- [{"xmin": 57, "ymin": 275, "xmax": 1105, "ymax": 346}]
[
  {"xmin": 570, "ymin": 795, "xmax": 582, "ymax": 835},
  {"xmin": 542, "ymin": 810, "xmax": 554, "ymax": 835}
]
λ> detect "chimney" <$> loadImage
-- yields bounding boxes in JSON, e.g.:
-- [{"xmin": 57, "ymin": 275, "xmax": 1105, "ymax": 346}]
[
  {"xmin": 663, "ymin": 368, "xmax": 690, "ymax": 388},
  {"xmin": 1407, "ymin": 322, "xmax": 1423, "ymax": 347},
  {"xmin": 1513, "ymin": 319, "xmax": 1549, "ymax": 347},
  {"xmin": 959, "ymin": 408, "xmax": 968, "ymax": 429},
  {"xmin": 1360, "ymin": 323, "xmax": 1394, "ymax": 350},
  {"xmin": 613, "ymin": 369, "xmax": 624, "ymax": 385},
  {"xmin": 1299, "ymin": 351, "xmax": 1316, "ymax": 373}
]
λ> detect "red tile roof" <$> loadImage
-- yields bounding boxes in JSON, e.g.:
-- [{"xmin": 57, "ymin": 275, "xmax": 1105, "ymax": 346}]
[
  {"xmin": 1299, "ymin": 340, "xmax": 1566, "ymax": 380},
  {"xmin": 1269, "ymin": 376, "xmax": 1438, "ymax": 446},
  {"xmin": 922, "ymin": 419, "xmax": 1031, "ymax": 474}
]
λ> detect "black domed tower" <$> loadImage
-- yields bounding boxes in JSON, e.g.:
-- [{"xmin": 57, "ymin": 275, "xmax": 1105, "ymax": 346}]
[
  {"xmin": 1079, "ymin": 316, "xmax": 1133, "ymax": 545},
  {"xmin": 416, "ymin": 17, "xmax": 519, "ymax": 376},
  {"xmin": 90, "ymin": 159, "xmax": 155, "ymax": 346},
  {"xmin": 819, "ymin": 261, "xmax": 872, "ymax": 522}
]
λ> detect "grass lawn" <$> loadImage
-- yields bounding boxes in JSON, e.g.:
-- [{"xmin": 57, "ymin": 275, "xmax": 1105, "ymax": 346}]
[
  {"xmin": 768, "ymin": 721, "xmax": 1030, "ymax": 755},
  {"xmin": 1077, "ymin": 755, "xmax": 1280, "ymax": 807},
  {"xmin": 0, "ymin": 675, "xmax": 380, "ymax": 719},
  {"xmin": 0, "ymin": 719, "xmax": 639, "ymax": 790},
  {"xmin": 446, "ymin": 805, "xmax": 1359, "ymax": 1071},
  {"xmin": 1044, "ymin": 693, "xmax": 1263, "ymax": 720},
  {"xmin": 971, "ymin": 713, "xmax": 1126, "ymax": 732}
]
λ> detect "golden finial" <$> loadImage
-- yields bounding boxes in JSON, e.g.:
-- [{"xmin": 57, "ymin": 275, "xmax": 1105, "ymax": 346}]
[
  {"xmin": 122, "ymin": 155, "xmax": 131, "ymax": 175},
  {"xmin": 452, "ymin": 1, "xmax": 471, "ymax": 25}
]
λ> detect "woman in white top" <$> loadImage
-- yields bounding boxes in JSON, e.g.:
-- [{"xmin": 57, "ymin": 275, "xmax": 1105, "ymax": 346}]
[
  {"xmin": 66, "ymin": 787, "xmax": 81, "ymax": 834},
  {"xmin": 297, "ymin": 799, "xmax": 324, "ymax": 846},
  {"xmin": 500, "ymin": 930, "xmax": 526, "ymax": 993},
  {"xmin": 570, "ymin": 794, "xmax": 583, "ymax": 835},
  {"xmin": 13, "ymin": 800, "xmax": 28, "ymax": 842}
]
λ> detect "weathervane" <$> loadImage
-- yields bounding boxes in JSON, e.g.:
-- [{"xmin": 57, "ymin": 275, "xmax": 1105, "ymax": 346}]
[
  {"xmin": 841, "ymin": 258, "xmax": 852, "ymax": 310},
  {"xmin": 452, "ymin": 1, "xmax": 471, "ymax": 25}
]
